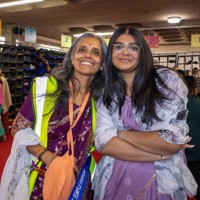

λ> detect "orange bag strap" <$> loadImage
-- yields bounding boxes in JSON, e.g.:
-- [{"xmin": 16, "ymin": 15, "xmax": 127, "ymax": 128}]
[{"xmin": 67, "ymin": 80, "xmax": 90, "ymax": 156}]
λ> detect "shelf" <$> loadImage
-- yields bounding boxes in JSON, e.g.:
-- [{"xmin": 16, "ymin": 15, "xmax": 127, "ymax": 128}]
[
  {"xmin": 0, "ymin": 45, "xmax": 65, "ymax": 120},
  {"xmin": 153, "ymin": 52, "xmax": 200, "ymax": 71}
]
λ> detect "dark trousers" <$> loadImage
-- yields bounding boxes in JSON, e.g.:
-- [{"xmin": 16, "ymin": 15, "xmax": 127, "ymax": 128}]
[
  {"xmin": 187, "ymin": 161, "xmax": 200, "ymax": 199},
  {"xmin": 1, "ymin": 112, "xmax": 10, "ymax": 135}
]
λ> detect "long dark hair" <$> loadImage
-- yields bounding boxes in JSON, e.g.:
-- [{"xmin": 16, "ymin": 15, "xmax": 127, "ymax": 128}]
[
  {"xmin": 103, "ymin": 27, "xmax": 170, "ymax": 123},
  {"xmin": 50, "ymin": 32, "xmax": 107, "ymax": 115}
]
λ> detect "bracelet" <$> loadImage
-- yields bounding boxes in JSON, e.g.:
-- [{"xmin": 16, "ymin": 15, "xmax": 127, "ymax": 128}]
[
  {"xmin": 161, "ymin": 155, "xmax": 165, "ymax": 160},
  {"xmin": 36, "ymin": 147, "xmax": 46, "ymax": 158},
  {"xmin": 38, "ymin": 149, "xmax": 48, "ymax": 161},
  {"xmin": 120, "ymin": 130, "xmax": 127, "ymax": 140}
]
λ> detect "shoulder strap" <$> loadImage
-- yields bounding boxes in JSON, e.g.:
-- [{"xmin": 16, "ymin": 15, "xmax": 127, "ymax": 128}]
[{"xmin": 66, "ymin": 80, "xmax": 90, "ymax": 157}]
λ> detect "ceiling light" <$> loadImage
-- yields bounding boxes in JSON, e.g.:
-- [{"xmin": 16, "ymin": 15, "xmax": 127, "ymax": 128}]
[
  {"xmin": 74, "ymin": 32, "xmax": 114, "ymax": 37},
  {"xmin": 0, "ymin": 0, "xmax": 44, "ymax": 8},
  {"xmin": 167, "ymin": 16, "xmax": 181, "ymax": 24},
  {"xmin": 40, "ymin": 44, "xmax": 61, "ymax": 51},
  {"xmin": 0, "ymin": 36, "xmax": 5, "ymax": 44}
]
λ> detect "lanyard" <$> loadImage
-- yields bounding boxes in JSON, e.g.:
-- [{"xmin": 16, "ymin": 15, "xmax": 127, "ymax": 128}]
[
  {"xmin": 67, "ymin": 80, "xmax": 91, "ymax": 200},
  {"xmin": 68, "ymin": 154, "xmax": 92, "ymax": 200},
  {"xmin": 66, "ymin": 80, "xmax": 90, "ymax": 157}
]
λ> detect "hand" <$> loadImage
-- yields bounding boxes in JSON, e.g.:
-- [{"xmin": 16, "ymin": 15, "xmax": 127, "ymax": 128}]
[
  {"xmin": 44, "ymin": 59, "xmax": 49, "ymax": 65},
  {"xmin": 183, "ymin": 143, "xmax": 195, "ymax": 149},
  {"xmin": 46, "ymin": 64, "xmax": 51, "ymax": 72},
  {"xmin": 160, "ymin": 154, "xmax": 173, "ymax": 160},
  {"xmin": 40, "ymin": 150, "xmax": 58, "ymax": 167},
  {"xmin": 183, "ymin": 136, "xmax": 195, "ymax": 149},
  {"xmin": 73, "ymin": 165, "xmax": 80, "ymax": 174}
]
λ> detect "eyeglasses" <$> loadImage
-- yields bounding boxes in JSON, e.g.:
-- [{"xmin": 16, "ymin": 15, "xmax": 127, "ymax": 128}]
[{"xmin": 112, "ymin": 42, "xmax": 141, "ymax": 54}]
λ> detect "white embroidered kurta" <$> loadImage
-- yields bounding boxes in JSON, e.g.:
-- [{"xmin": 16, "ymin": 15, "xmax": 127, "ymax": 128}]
[{"xmin": 0, "ymin": 128, "xmax": 41, "ymax": 200}]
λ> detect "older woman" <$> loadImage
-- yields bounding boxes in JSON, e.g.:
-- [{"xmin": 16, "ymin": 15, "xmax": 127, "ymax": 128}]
[{"xmin": 0, "ymin": 32, "xmax": 107, "ymax": 200}]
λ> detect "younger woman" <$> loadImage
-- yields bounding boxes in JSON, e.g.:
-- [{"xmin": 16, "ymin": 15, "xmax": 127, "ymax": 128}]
[{"xmin": 93, "ymin": 27, "xmax": 197, "ymax": 200}]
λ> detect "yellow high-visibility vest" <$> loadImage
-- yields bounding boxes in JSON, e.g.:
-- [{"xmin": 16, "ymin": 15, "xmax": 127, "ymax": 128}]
[
  {"xmin": 29, "ymin": 76, "xmax": 97, "ymax": 197},
  {"xmin": 29, "ymin": 76, "xmax": 57, "ymax": 197}
]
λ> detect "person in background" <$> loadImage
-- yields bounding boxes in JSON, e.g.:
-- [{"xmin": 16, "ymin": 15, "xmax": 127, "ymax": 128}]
[
  {"xmin": 192, "ymin": 67, "xmax": 200, "ymax": 98},
  {"xmin": 93, "ymin": 26, "xmax": 197, "ymax": 200},
  {"xmin": 176, "ymin": 69, "xmax": 185, "ymax": 76},
  {"xmin": 0, "ymin": 69, "xmax": 12, "ymax": 138},
  {"xmin": 0, "ymin": 76, "xmax": 5, "ymax": 142},
  {"xmin": 0, "ymin": 32, "xmax": 107, "ymax": 200},
  {"xmin": 35, "ymin": 49, "xmax": 51, "ymax": 75},
  {"xmin": 184, "ymin": 75, "xmax": 200, "ymax": 199},
  {"xmin": 185, "ymin": 69, "xmax": 191, "ymax": 76},
  {"xmin": 38, "ymin": 49, "xmax": 52, "ymax": 74}
]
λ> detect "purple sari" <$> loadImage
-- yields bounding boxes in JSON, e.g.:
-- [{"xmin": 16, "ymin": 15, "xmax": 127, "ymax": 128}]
[
  {"xmin": 104, "ymin": 96, "xmax": 172, "ymax": 200},
  {"xmin": 12, "ymin": 93, "xmax": 94, "ymax": 200}
]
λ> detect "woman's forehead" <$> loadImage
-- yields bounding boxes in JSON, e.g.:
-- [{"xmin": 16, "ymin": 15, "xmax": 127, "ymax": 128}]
[{"xmin": 76, "ymin": 37, "xmax": 102, "ymax": 49}]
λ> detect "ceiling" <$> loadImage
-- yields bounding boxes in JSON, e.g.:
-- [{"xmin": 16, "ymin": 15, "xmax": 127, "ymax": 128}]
[{"xmin": 1, "ymin": 0, "xmax": 200, "ymax": 46}]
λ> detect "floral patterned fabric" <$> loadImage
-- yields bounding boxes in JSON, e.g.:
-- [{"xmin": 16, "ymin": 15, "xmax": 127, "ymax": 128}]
[
  {"xmin": 12, "ymin": 93, "xmax": 94, "ymax": 200},
  {"xmin": 0, "ymin": 128, "xmax": 41, "ymax": 200},
  {"xmin": 93, "ymin": 68, "xmax": 197, "ymax": 200}
]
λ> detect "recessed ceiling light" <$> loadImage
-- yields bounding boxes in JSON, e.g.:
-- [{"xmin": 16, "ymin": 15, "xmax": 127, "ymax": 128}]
[
  {"xmin": 167, "ymin": 16, "xmax": 181, "ymax": 24},
  {"xmin": 0, "ymin": 0, "xmax": 44, "ymax": 8}
]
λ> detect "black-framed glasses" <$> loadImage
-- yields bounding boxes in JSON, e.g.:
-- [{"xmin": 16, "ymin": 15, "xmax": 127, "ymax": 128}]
[{"xmin": 112, "ymin": 42, "xmax": 141, "ymax": 54}]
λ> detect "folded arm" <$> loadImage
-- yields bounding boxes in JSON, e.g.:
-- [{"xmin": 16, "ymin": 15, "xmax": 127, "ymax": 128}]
[
  {"xmin": 118, "ymin": 130, "xmax": 182, "ymax": 155},
  {"xmin": 95, "ymin": 101, "xmax": 174, "ymax": 162},
  {"xmin": 100, "ymin": 136, "xmax": 172, "ymax": 161}
]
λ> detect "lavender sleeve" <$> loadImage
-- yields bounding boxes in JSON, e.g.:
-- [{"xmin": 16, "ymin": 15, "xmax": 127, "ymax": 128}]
[{"xmin": 95, "ymin": 100, "xmax": 118, "ymax": 151}]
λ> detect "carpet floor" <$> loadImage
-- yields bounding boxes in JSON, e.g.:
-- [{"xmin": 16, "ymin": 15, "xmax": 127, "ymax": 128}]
[{"xmin": 0, "ymin": 134, "xmax": 13, "ymax": 180}]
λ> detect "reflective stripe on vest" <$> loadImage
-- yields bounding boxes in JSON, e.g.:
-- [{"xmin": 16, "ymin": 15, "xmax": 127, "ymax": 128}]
[
  {"xmin": 90, "ymin": 98, "xmax": 105, "ymax": 177},
  {"xmin": 89, "ymin": 98, "xmax": 97, "ymax": 177},
  {"xmin": 29, "ymin": 76, "xmax": 57, "ymax": 197},
  {"xmin": 34, "ymin": 76, "xmax": 48, "ymax": 137}
]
